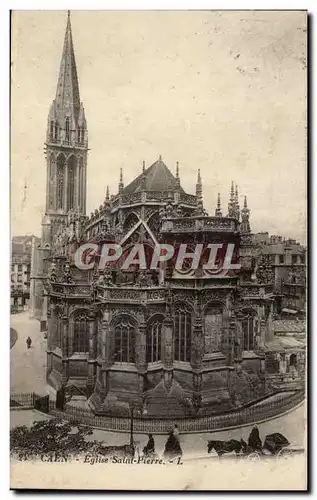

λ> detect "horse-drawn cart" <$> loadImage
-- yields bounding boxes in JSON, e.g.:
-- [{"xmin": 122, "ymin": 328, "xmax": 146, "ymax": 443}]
[{"xmin": 207, "ymin": 433, "xmax": 304, "ymax": 462}]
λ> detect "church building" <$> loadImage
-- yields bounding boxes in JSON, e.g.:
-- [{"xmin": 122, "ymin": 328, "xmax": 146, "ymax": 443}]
[{"xmin": 30, "ymin": 13, "xmax": 304, "ymax": 418}]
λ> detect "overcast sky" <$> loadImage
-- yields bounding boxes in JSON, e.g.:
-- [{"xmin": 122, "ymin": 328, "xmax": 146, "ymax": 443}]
[{"xmin": 11, "ymin": 10, "xmax": 307, "ymax": 243}]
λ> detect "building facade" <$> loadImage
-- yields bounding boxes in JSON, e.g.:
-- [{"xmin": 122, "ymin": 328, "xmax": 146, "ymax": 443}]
[
  {"xmin": 11, "ymin": 235, "xmax": 40, "ymax": 309},
  {"xmin": 31, "ymin": 13, "xmax": 306, "ymax": 418}
]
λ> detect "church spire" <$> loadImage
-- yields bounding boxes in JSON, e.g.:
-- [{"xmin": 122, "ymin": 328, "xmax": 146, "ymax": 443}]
[
  {"xmin": 55, "ymin": 10, "xmax": 81, "ymax": 122},
  {"xmin": 45, "ymin": 11, "xmax": 88, "ymax": 216}
]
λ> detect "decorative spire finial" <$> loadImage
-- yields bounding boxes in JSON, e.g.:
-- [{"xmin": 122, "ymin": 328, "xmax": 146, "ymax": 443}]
[
  {"xmin": 195, "ymin": 169, "xmax": 203, "ymax": 213},
  {"xmin": 106, "ymin": 185, "xmax": 110, "ymax": 201},
  {"xmin": 215, "ymin": 192, "xmax": 222, "ymax": 217},
  {"xmin": 159, "ymin": 155, "xmax": 162, "ymax": 161},
  {"xmin": 142, "ymin": 160, "xmax": 145, "ymax": 173},
  {"xmin": 118, "ymin": 168, "xmax": 124, "ymax": 194},
  {"xmin": 67, "ymin": 10, "xmax": 71, "ymax": 20},
  {"xmin": 176, "ymin": 161, "xmax": 179, "ymax": 179}
]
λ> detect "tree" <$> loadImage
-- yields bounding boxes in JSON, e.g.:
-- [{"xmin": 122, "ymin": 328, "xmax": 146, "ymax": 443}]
[{"xmin": 10, "ymin": 418, "xmax": 100, "ymax": 459}]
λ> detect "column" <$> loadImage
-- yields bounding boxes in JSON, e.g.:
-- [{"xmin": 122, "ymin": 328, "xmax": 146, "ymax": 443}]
[
  {"xmin": 221, "ymin": 308, "xmax": 230, "ymax": 353},
  {"xmin": 87, "ymin": 312, "xmax": 96, "ymax": 393},
  {"xmin": 136, "ymin": 321, "xmax": 147, "ymax": 395},
  {"xmin": 162, "ymin": 313, "xmax": 174, "ymax": 390},
  {"xmin": 191, "ymin": 317, "xmax": 204, "ymax": 371},
  {"xmin": 76, "ymin": 157, "xmax": 80, "ymax": 209},
  {"xmin": 40, "ymin": 294, "xmax": 48, "ymax": 332},
  {"xmin": 61, "ymin": 312, "xmax": 69, "ymax": 385},
  {"xmin": 63, "ymin": 159, "xmax": 69, "ymax": 211},
  {"xmin": 83, "ymin": 161, "xmax": 87, "ymax": 214},
  {"xmin": 47, "ymin": 301, "xmax": 55, "ymax": 351},
  {"xmin": 68, "ymin": 315, "xmax": 75, "ymax": 357}
]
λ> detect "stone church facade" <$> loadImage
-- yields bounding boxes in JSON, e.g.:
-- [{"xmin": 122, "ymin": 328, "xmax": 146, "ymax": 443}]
[{"xmin": 30, "ymin": 13, "xmax": 303, "ymax": 418}]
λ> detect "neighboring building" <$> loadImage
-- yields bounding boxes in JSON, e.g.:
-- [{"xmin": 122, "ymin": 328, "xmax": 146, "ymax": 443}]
[
  {"xmin": 264, "ymin": 319, "xmax": 306, "ymax": 391},
  {"xmin": 253, "ymin": 233, "xmax": 306, "ymax": 315},
  {"xmin": 30, "ymin": 13, "xmax": 305, "ymax": 418},
  {"xmin": 11, "ymin": 235, "xmax": 40, "ymax": 308}
]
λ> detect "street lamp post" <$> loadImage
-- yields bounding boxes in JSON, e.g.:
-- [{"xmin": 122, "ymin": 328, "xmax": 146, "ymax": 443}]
[{"xmin": 129, "ymin": 404, "xmax": 135, "ymax": 447}]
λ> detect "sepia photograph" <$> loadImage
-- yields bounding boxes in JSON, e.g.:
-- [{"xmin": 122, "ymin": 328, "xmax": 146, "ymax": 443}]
[{"xmin": 10, "ymin": 9, "xmax": 307, "ymax": 490}]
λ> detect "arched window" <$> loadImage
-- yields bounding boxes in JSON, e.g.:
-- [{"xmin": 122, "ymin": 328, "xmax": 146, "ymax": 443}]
[
  {"xmin": 50, "ymin": 121, "xmax": 54, "ymax": 140},
  {"xmin": 55, "ymin": 312, "xmax": 62, "ymax": 348},
  {"xmin": 146, "ymin": 316, "xmax": 163, "ymax": 363},
  {"xmin": 54, "ymin": 122, "xmax": 58, "ymax": 141},
  {"xmin": 113, "ymin": 316, "xmax": 136, "ymax": 363},
  {"xmin": 48, "ymin": 155, "xmax": 54, "ymax": 208},
  {"xmin": 67, "ymin": 156, "xmax": 76, "ymax": 210},
  {"xmin": 65, "ymin": 117, "xmax": 70, "ymax": 143},
  {"xmin": 78, "ymin": 157, "xmax": 84, "ymax": 209},
  {"xmin": 56, "ymin": 155, "xmax": 65, "ymax": 210},
  {"xmin": 73, "ymin": 312, "xmax": 89, "ymax": 353},
  {"xmin": 242, "ymin": 316, "xmax": 254, "ymax": 351},
  {"xmin": 174, "ymin": 305, "xmax": 192, "ymax": 362},
  {"xmin": 204, "ymin": 306, "xmax": 223, "ymax": 354}
]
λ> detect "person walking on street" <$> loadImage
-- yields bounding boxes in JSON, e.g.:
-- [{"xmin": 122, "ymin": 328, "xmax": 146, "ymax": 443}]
[{"xmin": 26, "ymin": 336, "xmax": 32, "ymax": 349}]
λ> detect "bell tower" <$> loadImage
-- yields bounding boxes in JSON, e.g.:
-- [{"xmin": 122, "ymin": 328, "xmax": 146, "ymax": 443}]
[
  {"xmin": 45, "ymin": 10, "xmax": 88, "ymax": 217},
  {"xmin": 30, "ymin": 11, "xmax": 88, "ymax": 325}
]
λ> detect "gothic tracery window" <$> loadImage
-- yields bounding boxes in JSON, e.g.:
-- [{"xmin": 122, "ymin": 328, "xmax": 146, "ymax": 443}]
[
  {"xmin": 146, "ymin": 316, "xmax": 163, "ymax": 363},
  {"xmin": 73, "ymin": 312, "xmax": 89, "ymax": 353},
  {"xmin": 204, "ymin": 306, "xmax": 223, "ymax": 354},
  {"xmin": 56, "ymin": 154, "xmax": 65, "ymax": 210},
  {"xmin": 242, "ymin": 316, "xmax": 254, "ymax": 351},
  {"xmin": 50, "ymin": 121, "xmax": 54, "ymax": 141},
  {"xmin": 174, "ymin": 305, "xmax": 192, "ymax": 362},
  {"xmin": 67, "ymin": 155, "xmax": 76, "ymax": 210},
  {"xmin": 113, "ymin": 316, "xmax": 136, "ymax": 363},
  {"xmin": 65, "ymin": 117, "xmax": 70, "ymax": 142},
  {"xmin": 79, "ymin": 157, "xmax": 84, "ymax": 209},
  {"xmin": 56, "ymin": 313, "xmax": 62, "ymax": 348}
]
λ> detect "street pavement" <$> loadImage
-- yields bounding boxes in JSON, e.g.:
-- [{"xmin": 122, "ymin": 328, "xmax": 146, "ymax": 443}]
[
  {"xmin": 10, "ymin": 311, "xmax": 306, "ymax": 458},
  {"xmin": 10, "ymin": 311, "xmax": 47, "ymax": 394}
]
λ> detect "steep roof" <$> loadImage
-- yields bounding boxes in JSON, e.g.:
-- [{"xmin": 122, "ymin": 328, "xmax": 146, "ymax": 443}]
[{"xmin": 123, "ymin": 157, "xmax": 185, "ymax": 194}]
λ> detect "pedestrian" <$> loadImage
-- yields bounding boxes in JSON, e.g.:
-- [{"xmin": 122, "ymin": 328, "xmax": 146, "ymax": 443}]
[
  {"xmin": 143, "ymin": 433, "xmax": 155, "ymax": 456},
  {"xmin": 26, "ymin": 336, "xmax": 32, "ymax": 349},
  {"xmin": 173, "ymin": 424, "xmax": 180, "ymax": 443},
  {"xmin": 248, "ymin": 425, "xmax": 262, "ymax": 452}
]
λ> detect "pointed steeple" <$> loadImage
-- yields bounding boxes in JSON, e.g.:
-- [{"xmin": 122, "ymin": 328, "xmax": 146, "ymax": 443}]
[
  {"xmin": 45, "ymin": 11, "xmax": 88, "ymax": 216},
  {"xmin": 106, "ymin": 185, "xmax": 110, "ymax": 201},
  {"xmin": 55, "ymin": 11, "xmax": 81, "ymax": 122},
  {"xmin": 215, "ymin": 192, "xmax": 222, "ymax": 217},
  {"xmin": 118, "ymin": 168, "xmax": 124, "ymax": 194}
]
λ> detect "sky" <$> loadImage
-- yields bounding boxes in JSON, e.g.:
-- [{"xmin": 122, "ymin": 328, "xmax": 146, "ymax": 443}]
[{"xmin": 11, "ymin": 10, "xmax": 307, "ymax": 243}]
